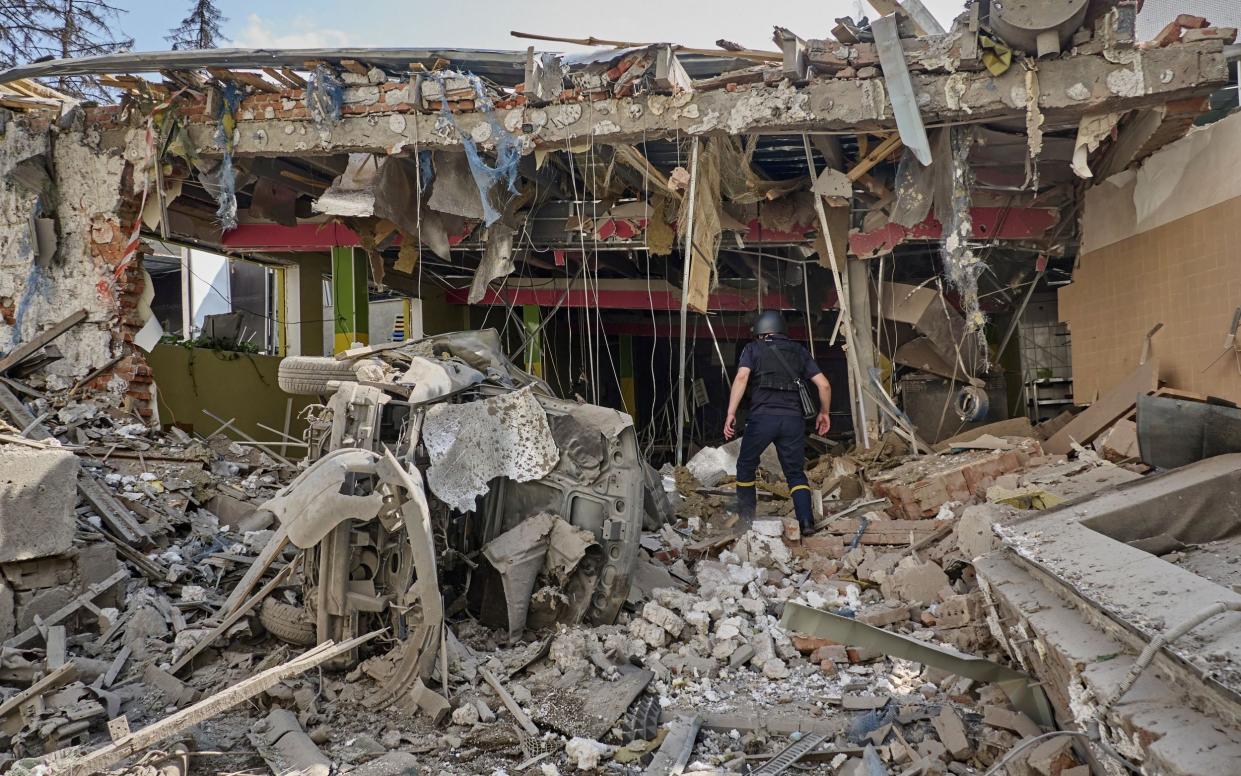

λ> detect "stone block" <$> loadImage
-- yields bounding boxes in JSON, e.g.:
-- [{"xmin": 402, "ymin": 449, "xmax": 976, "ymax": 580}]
[
  {"xmin": 882, "ymin": 560, "xmax": 950, "ymax": 605},
  {"xmin": 856, "ymin": 605, "xmax": 910, "ymax": 628},
  {"xmin": 931, "ymin": 706, "xmax": 971, "ymax": 760},
  {"xmin": 956, "ymin": 503, "xmax": 1017, "ymax": 560},
  {"xmin": 16, "ymin": 585, "xmax": 74, "ymax": 630},
  {"xmin": 0, "ymin": 447, "xmax": 78, "ymax": 563},
  {"xmin": 76, "ymin": 542, "xmax": 124, "ymax": 608},
  {"xmin": 936, "ymin": 593, "xmax": 984, "ymax": 629}
]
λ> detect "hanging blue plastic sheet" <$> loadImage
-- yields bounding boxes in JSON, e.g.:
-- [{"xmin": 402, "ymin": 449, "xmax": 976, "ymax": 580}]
[
  {"xmin": 211, "ymin": 82, "xmax": 243, "ymax": 230},
  {"xmin": 433, "ymin": 73, "xmax": 521, "ymax": 226},
  {"xmin": 305, "ymin": 65, "xmax": 344, "ymax": 128}
]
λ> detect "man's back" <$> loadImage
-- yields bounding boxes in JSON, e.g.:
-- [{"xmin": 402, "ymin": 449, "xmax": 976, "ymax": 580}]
[{"xmin": 738, "ymin": 335, "xmax": 822, "ymax": 417}]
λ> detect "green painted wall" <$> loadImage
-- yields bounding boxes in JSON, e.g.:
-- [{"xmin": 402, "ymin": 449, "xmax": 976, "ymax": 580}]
[{"xmin": 148, "ymin": 344, "xmax": 314, "ymax": 447}]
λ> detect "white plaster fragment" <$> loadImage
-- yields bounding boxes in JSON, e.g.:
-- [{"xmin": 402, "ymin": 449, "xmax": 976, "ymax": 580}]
[
  {"xmin": 1066, "ymin": 82, "xmax": 1090, "ymax": 101},
  {"xmin": 470, "ymin": 122, "xmax": 492, "ymax": 144},
  {"xmin": 551, "ymin": 104, "xmax": 582, "ymax": 128},
  {"xmin": 1106, "ymin": 66, "xmax": 1144, "ymax": 98},
  {"xmin": 944, "ymin": 73, "xmax": 970, "ymax": 114},
  {"xmin": 388, "ymin": 113, "xmax": 407, "ymax": 133}
]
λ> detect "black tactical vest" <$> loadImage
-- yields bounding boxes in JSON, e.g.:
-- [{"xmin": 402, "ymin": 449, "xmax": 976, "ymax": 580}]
[{"xmin": 751, "ymin": 338, "xmax": 804, "ymax": 392}]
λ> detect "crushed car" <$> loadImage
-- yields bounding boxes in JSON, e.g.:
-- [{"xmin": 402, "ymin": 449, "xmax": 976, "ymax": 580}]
[{"xmin": 254, "ymin": 329, "xmax": 658, "ymax": 709}]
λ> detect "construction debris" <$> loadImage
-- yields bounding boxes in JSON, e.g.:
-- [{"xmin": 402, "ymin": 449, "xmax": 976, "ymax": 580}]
[{"xmin": 0, "ymin": 0, "xmax": 1240, "ymax": 773}]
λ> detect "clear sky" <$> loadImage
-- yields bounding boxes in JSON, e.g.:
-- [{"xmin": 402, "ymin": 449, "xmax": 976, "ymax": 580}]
[{"xmin": 114, "ymin": 0, "xmax": 971, "ymax": 54}]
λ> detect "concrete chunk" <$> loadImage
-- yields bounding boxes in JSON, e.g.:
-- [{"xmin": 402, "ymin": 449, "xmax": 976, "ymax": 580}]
[
  {"xmin": 931, "ymin": 705, "xmax": 971, "ymax": 760},
  {"xmin": 882, "ymin": 560, "xmax": 950, "ymax": 605},
  {"xmin": 0, "ymin": 447, "xmax": 78, "ymax": 563}
]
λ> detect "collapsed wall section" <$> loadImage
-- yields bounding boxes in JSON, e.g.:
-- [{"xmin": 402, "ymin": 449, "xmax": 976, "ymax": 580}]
[
  {"xmin": 0, "ymin": 111, "xmax": 152, "ymax": 414},
  {"xmin": 1061, "ymin": 109, "xmax": 1241, "ymax": 404}
]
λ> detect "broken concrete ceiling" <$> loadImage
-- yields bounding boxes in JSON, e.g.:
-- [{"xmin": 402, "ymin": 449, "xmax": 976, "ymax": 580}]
[{"xmin": 0, "ymin": 3, "xmax": 1232, "ymax": 324}]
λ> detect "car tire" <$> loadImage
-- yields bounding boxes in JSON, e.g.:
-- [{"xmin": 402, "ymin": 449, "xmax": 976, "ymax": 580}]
[
  {"xmin": 277, "ymin": 355, "xmax": 356, "ymax": 395},
  {"xmin": 258, "ymin": 598, "xmax": 317, "ymax": 646}
]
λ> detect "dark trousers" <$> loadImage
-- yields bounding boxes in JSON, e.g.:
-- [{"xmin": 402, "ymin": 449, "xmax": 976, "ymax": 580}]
[{"xmin": 735, "ymin": 413, "xmax": 814, "ymax": 527}]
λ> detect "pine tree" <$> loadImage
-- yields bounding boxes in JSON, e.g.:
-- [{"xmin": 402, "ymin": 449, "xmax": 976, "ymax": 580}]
[
  {"xmin": 0, "ymin": 0, "xmax": 133, "ymax": 100},
  {"xmin": 166, "ymin": 0, "xmax": 225, "ymax": 51}
]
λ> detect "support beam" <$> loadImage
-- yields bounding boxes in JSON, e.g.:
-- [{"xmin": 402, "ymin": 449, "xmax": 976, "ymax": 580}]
[
  {"xmin": 847, "ymin": 257, "xmax": 881, "ymax": 443},
  {"xmin": 281, "ymin": 254, "xmax": 329, "ymax": 357},
  {"xmin": 676, "ymin": 138, "xmax": 700, "ymax": 468},
  {"xmin": 848, "ymin": 207, "xmax": 1060, "ymax": 258},
  {"xmin": 452, "ymin": 280, "xmax": 839, "ymax": 312},
  {"xmin": 331, "ymin": 246, "xmax": 368, "ymax": 353},
  {"xmin": 166, "ymin": 42, "xmax": 1228, "ymax": 157},
  {"xmin": 522, "ymin": 304, "xmax": 543, "ymax": 379},
  {"xmin": 805, "ymin": 134, "xmax": 870, "ymax": 448}
]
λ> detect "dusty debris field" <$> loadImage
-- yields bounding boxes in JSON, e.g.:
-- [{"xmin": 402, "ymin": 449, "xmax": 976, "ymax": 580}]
[{"xmin": 0, "ymin": 367, "xmax": 1137, "ymax": 776}]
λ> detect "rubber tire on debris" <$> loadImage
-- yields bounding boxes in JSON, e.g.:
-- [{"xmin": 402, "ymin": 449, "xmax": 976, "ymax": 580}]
[
  {"xmin": 258, "ymin": 599, "xmax": 317, "ymax": 646},
  {"xmin": 276, "ymin": 355, "xmax": 356, "ymax": 395},
  {"xmin": 617, "ymin": 695, "xmax": 662, "ymax": 745}
]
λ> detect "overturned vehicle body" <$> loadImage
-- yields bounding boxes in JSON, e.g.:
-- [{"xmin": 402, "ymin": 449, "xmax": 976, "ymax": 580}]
[{"xmin": 261, "ymin": 330, "xmax": 650, "ymax": 707}]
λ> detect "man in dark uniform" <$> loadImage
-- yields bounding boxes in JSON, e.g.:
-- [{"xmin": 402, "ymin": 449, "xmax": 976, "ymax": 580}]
[{"xmin": 723, "ymin": 311, "xmax": 831, "ymax": 534}]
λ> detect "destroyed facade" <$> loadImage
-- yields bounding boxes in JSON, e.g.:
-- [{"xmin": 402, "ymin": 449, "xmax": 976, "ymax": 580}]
[{"xmin": 2, "ymin": 0, "xmax": 1241, "ymax": 774}]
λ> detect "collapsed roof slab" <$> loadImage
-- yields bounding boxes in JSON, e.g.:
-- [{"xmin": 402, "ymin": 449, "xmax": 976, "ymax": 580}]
[
  {"xmin": 983, "ymin": 454, "xmax": 1241, "ymax": 766},
  {"xmin": 161, "ymin": 42, "xmax": 1229, "ymax": 157}
]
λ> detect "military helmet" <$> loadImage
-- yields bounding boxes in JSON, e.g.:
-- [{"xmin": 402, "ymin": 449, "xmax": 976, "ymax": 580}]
[{"xmin": 752, "ymin": 310, "xmax": 786, "ymax": 336}]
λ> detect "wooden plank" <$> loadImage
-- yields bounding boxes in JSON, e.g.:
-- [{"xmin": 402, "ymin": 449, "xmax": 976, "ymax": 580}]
[
  {"xmin": 1044, "ymin": 360, "xmax": 1159, "ymax": 455},
  {"xmin": 102, "ymin": 645, "xmax": 131, "ymax": 688},
  {"xmin": 218, "ymin": 524, "xmax": 288, "ymax": 618},
  {"xmin": 170, "ymin": 555, "xmax": 298, "ymax": 676},
  {"xmin": 262, "ymin": 67, "xmax": 298, "ymax": 89},
  {"xmin": 78, "ymin": 471, "xmax": 151, "ymax": 546},
  {"xmin": 847, "ymin": 134, "xmax": 903, "ymax": 182},
  {"xmin": 479, "ymin": 666, "xmax": 539, "ymax": 736},
  {"xmin": 4, "ymin": 570, "xmax": 129, "ymax": 649},
  {"xmin": 45, "ymin": 626, "xmax": 67, "ymax": 670},
  {"xmin": 65, "ymin": 632, "xmax": 382, "ymax": 776},
  {"xmin": 0, "ymin": 663, "xmax": 78, "ymax": 719},
  {"xmin": 0, "ymin": 382, "xmax": 48, "ymax": 439},
  {"xmin": 280, "ymin": 68, "xmax": 307, "ymax": 87}
]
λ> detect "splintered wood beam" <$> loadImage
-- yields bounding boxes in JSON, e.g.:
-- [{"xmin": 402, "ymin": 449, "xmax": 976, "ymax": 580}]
[
  {"xmin": 848, "ymin": 134, "xmax": 904, "ymax": 182},
  {"xmin": 0, "ymin": 308, "xmax": 87, "ymax": 374},
  {"xmin": 63, "ymin": 632, "xmax": 383, "ymax": 776}
]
